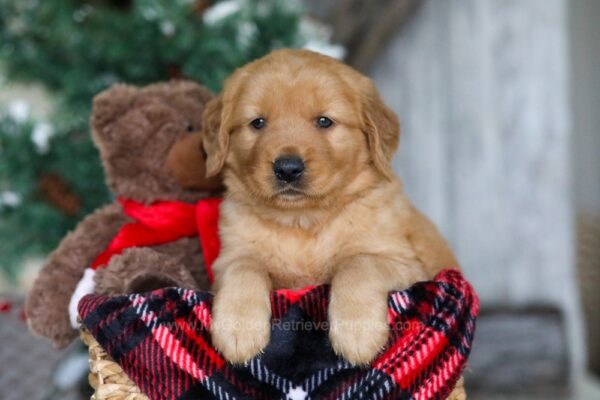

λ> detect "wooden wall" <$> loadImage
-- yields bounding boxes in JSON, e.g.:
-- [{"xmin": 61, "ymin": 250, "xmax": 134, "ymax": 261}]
[{"xmin": 369, "ymin": 0, "xmax": 584, "ymax": 374}]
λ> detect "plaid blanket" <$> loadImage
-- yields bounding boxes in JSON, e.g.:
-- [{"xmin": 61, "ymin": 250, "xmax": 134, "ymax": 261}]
[{"xmin": 79, "ymin": 269, "xmax": 479, "ymax": 400}]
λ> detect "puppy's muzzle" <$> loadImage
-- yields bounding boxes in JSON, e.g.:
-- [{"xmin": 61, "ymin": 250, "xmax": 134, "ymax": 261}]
[{"xmin": 273, "ymin": 156, "xmax": 305, "ymax": 183}]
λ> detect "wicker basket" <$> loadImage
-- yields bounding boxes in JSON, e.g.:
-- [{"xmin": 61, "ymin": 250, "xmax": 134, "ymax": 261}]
[
  {"xmin": 577, "ymin": 212, "xmax": 600, "ymax": 375},
  {"xmin": 80, "ymin": 328, "xmax": 148, "ymax": 400},
  {"xmin": 80, "ymin": 327, "xmax": 466, "ymax": 400}
]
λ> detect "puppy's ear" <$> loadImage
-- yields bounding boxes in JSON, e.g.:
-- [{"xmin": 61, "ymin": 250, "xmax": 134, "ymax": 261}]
[
  {"xmin": 360, "ymin": 80, "xmax": 400, "ymax": 180},
  {"xmin": 202, "ymin": 94, "xmax": 229, "ymax": 177}
]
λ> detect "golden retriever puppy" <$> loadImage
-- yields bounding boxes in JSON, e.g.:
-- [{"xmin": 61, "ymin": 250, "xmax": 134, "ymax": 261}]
[{"xmin": 202, "ymin": 49, "xmax": 459, "ymax": 366}]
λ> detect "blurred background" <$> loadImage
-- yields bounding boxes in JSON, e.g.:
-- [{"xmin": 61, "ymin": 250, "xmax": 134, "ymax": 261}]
[{"xmin": 0, "ymin": 0, "xmax": 598, "ymax": 399}]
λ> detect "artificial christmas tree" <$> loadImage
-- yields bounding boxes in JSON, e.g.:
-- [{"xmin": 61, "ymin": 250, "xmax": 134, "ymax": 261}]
[{"xmin": 0, "ymin": 0, "xmax": 342, "ymax": 282}]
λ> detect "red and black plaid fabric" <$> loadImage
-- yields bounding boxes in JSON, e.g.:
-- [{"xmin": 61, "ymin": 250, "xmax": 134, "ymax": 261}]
[{"xmin": 79, "ymin": 269, "xmax": 479, "ymax": 400}]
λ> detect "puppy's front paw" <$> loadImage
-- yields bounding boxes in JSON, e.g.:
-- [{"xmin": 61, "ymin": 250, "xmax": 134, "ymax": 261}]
[
  {"xmin": 329, "ymin": 298, "xmax": 389, "ymax": 365},
  {"xmin": 210, "ymin": 297, "xmax": 271, "ymax": 364}
]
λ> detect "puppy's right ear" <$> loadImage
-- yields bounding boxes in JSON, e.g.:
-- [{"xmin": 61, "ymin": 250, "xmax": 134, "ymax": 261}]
[{"xmin": 202, "ymin": 94, "xmax": 229, "ymax": 177}]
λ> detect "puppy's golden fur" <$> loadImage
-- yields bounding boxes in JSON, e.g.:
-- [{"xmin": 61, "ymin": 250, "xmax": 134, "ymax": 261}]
[{"xmin": 202, "ymin": 49, "xmax": 460, "ymax": 366}]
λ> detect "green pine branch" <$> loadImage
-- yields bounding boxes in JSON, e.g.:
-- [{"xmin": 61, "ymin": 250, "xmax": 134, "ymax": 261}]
[{"xmin": 0, "ymin": 0, "xmax": 330, "ymax": 281}]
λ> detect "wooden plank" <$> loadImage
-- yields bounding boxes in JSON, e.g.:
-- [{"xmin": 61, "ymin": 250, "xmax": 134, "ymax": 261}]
[
  {"xmin": 305, "ymin": 0, "xmax": 424, "ymax": 71},
  {"xmin": 467, "ymin": 307, "xmax": 569, "ymax": 396},
  {"xmin": 370, "ymin": 0, "xmax": 454, "ymax": 237}
]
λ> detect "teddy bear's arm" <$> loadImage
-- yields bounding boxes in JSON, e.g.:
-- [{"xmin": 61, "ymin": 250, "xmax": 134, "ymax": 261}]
[
  {"xmin": 94, "ymin": 247, "xmax": 200, "ymax": 295},
  {"xmin": 25, "ymin": 202, "xmax": 129, "ymax": 348}
]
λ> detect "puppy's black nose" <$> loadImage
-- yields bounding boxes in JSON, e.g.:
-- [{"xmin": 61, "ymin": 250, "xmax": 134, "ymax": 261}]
[{"xmin": 273, "ymin": 156, "xmax": 305, "ymax": 183}]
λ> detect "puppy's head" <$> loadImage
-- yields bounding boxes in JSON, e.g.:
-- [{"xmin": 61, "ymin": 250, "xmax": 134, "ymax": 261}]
[{"xmin": 202, "ymin": 49, "xmax": 399, "ymax": 209}]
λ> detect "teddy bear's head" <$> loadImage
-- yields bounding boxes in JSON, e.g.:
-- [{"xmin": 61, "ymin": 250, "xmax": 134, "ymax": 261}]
[{"xmin": 92, "ymin": 80, "xmax": 223, "ymax": 203}]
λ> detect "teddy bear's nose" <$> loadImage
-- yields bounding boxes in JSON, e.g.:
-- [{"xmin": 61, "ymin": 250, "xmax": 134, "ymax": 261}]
[{"xmin": 272, "ymin": 156, "xmax": 305, "ymax": 183}]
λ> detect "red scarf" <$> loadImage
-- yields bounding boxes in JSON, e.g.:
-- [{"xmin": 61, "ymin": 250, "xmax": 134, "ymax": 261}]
[{"xmin": 91, "ymin": 198, "xmax": 222, "ymax": 283}]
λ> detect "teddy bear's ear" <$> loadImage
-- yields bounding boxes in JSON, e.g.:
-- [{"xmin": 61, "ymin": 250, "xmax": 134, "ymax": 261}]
[
  {"xmin": 174, "ymin": 80, "xmax": 214, "ymax": 105},
  {"xmin": 91, "ymin": 84, "xmax": 139, "ymax": 145}
]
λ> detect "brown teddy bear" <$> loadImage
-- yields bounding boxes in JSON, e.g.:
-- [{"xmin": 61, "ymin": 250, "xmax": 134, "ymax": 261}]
[{"xmin": 26, "ymin": 80, "xmax": 222, "ymax": 348}]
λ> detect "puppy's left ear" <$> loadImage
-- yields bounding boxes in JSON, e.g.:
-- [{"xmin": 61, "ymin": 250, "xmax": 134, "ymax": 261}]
[
  {"xmin": 360, "ymin": 80, "xmax": 400, "ymax": 180},
  {"xmin": 201, "ymin": 94, "xmax": 229, "ymax": 177}
]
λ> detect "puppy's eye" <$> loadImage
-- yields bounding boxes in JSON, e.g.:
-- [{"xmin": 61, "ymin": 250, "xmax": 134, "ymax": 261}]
[
  {"xmin": 316, "ymin": 116, "xmax": 334, "ymax": 129},
  {"xmin": 186, "ymin": 123, "xmax": 195, "ymax": 132},
  {"xmin": 250, "ymin": 117, "xmax": 266, "ymax": 130}
]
